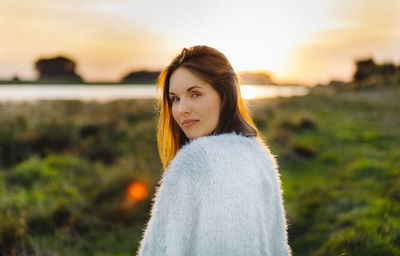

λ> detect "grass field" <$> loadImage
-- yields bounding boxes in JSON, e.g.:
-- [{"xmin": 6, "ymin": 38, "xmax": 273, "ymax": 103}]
[{"xmin": 1, "ymin": 86, "xmax": 399, "ymax": 255}]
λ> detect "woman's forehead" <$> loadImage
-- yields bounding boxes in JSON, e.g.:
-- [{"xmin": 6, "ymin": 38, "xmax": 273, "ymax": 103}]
[
  {"xmin": 169, "ymin": 85, "xmax": 203, "ymax": 95},
  {"xmin": 169, "ymin": 68, "xmax": 211, "ymax": 93}
]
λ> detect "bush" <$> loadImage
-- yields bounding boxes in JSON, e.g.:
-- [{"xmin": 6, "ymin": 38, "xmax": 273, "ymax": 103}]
[{"xmin": 6, "ymin": 157, "xmax": 56, "ymax": 188}]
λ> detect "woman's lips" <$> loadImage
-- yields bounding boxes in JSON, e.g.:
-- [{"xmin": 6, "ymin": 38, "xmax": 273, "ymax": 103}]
[{"xmin": 182, "ymin": 120, "xmax": 199, "ymax": 127}]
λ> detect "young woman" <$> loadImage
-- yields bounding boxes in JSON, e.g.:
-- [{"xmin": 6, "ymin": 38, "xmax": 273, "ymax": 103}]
[{"xmin": 136, "ymin": 46, "xmax": 291, "ymax": 255}]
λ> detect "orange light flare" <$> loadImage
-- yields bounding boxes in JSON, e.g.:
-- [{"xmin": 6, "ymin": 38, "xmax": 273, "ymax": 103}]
[{"xmin": 122, "ymin": 180, "xmax": 149, "ymax": 209}]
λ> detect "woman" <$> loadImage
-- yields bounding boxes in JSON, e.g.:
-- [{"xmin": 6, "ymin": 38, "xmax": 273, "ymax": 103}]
[{"xmin": 136, "ymin": 46, "xmax": 291, "ymax": 256}]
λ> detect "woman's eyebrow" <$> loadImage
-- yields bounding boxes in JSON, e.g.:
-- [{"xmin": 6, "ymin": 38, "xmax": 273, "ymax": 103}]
[{"xmin": 169, "ymin": 86, "xmax": 202, "ymax": 95}]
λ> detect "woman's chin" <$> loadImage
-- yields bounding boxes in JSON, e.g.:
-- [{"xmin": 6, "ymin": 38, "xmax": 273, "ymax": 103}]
[{"xmin": 185, "ymin": 130, "xmax": 202, "ymax": 140}]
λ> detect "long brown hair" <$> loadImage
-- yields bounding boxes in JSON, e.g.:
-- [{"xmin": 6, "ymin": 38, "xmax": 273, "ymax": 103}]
[{"xmin": 156, "ymin": 45, "xmax": 260, "ymax": 170}]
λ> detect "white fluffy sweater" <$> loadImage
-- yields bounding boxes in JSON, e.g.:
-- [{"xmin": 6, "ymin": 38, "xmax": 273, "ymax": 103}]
[{"xmin": 136, "ymin": 132, "xmax": 291, "ymax": 256}]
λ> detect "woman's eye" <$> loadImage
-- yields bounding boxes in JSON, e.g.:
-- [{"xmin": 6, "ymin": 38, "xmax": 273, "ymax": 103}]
[
  {"xmin": 171, "ymin": 97, "xmax": 180, "ymax": 102},
  {"xmin": 192, "ymin": 92, "xmax": 200, "ymax": 98}
]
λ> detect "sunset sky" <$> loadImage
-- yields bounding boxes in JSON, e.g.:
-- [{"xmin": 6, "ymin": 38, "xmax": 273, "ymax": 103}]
[{"xmin": 1, "ymin": 0, "xmax": 399, "ymax": 85}]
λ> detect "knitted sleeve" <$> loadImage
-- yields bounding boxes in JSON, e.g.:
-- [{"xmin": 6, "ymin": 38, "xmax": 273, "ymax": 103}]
[
  {"xmin": 190, "ymin": 145, "xmax": 285, "ymax": 256},
  {"xmin": 137, "ymin": 135, "xmax": 291, "ymax": 256},
  {"xmin": 136, "ymin": 141, "xmax": 209, "ymax": 256}
]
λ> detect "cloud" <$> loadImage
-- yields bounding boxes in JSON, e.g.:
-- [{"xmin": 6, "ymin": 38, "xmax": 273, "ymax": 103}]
[
  {"xmin": 283, "ymin": 0, "xmax": 400, "ymax": 85},
  {"xmin": 0, "ymin": 0, "xmax": 175, "ymax": 81}
]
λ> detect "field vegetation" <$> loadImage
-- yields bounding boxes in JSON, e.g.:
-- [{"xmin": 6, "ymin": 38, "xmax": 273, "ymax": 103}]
[{"xmin": 0, "ymin": 85, "xmax": 399, "ymax": 255}]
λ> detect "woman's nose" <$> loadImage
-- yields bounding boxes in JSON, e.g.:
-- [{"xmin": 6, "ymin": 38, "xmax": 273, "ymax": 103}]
[{"xmin": 178, "ymin": 98, "xmax": 191, "ymax": 115}]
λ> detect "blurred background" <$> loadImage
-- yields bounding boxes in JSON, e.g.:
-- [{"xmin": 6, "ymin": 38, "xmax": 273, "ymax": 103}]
[{"xmin": 0, "ymin": 0, "xmax": 399, "ymax": 255}]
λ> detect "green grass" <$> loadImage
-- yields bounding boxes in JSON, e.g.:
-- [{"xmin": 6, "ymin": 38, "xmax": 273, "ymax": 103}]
[
  {"xmin": 0, "ymin": 86, "xmax": 399, "ymax": 255},
  {"xmin": 250, "ymin": 86, "xmax": 400, "ymax": 255}
]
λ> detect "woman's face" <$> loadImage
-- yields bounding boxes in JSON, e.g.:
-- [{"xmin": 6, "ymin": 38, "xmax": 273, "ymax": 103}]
[{"xmin": 169, "ymin": 67, "xmax": 221, "ymax": 140}]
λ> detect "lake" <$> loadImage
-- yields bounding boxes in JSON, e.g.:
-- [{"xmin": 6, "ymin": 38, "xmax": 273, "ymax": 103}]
[{"xmin": 0, "ymin": 84, "xmax": 309, "ymax": 102}]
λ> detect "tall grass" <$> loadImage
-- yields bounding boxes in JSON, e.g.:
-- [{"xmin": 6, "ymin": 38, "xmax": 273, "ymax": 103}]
[{"xmin": 1, "ymin": 86, "xmax": 399, "ymax": 255}]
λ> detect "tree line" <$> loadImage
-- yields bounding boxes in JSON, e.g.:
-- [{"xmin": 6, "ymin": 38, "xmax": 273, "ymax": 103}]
[
  {"xmin": 353, "ymin": 58, "xmax": 400, "ymax": 86},
  {"xmin": 1, "ymin": 55, "xmax": 274, "ymax": 85},
  {"xmin": 2, "ymin": 55, "xmax": 399, "ymax": 87},
  {"xmin": 2, "ymin": 56, "xmax": 161, "ymax": 84},
  {"xmin": 329, "ymin": 58, "xmax": 400, "ymax": 90}
]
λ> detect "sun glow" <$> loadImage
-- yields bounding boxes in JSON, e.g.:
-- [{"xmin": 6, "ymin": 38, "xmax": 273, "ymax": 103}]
[
  {"xmin": 1, "ymin": 0, "xmax": 399, "ymax": 84},
  {"xmin": 240, "ymin": 85, "xmax": 258, "ymax": 100}
]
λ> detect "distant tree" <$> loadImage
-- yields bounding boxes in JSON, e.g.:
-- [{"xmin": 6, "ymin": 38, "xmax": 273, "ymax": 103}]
[
  {"xmin": 351, "ymin": 58, "xmax": 400, "ymax": 89},
  {"xmin": 9, "ymin": 76, "xmax": 21, "ymax": 84},
  {"xmin": 328, "ymin": 80, "xmax": 346, "ymax": 87},
  {"xmin": 121, "ymin": 70, "xmax": 160, "ymax": 84},
  {"xmin": 380, "ymin": 63, "xmax": 396, "ymax": 76},
  {"xmin": 238, "ymin": 71, "xmax": 275, "ymax": 85},
  {"xmin": 11, "ymin": 76, "xmax": 21, "ymax": 83},
  {"xmin": 35, "ymin": 56, "xmax": 83, "ymax": 83},
  {"xmin": 353, "ymin": 58, "xmax": 377, "ymax": 82}
]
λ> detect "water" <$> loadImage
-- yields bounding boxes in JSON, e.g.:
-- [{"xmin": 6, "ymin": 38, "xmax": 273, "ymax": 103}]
[{"xmin": 0, "ymin": 84, "xmax": 309, "ymax": 102}]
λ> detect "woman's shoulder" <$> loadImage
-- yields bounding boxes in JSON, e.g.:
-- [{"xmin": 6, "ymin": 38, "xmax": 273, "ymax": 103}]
[
  {"xmin": 177, "ymin": 132, "xmax": 257, "ymax": 157},
  {"xmin": 189, "ymin": 132, "xmax": 260, "ymax": 148},
  {"xmin": 164, "ymin": 132, "xmax": 280, "ymax": 195},
  {"xmin": 170, "ymin": 132, "xmax": 275, "ymax": 172}
]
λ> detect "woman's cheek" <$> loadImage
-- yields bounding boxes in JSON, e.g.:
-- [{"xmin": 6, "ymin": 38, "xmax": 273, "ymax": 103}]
[
  {"xmin": 171, "ymin": 105, "xmax": 178, "ymax": 121},
  {"xmin": 197, "ymin": 96, "xmax": 209, "ymax": 107}
]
